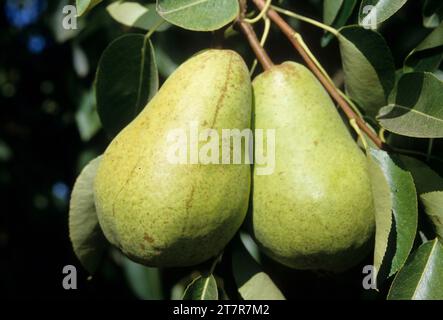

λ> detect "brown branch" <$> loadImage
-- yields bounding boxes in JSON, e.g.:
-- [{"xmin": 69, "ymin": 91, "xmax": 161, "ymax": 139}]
[
  {"xmin": 237, "ymin": 0, "xmax": 274, "ymax": 71},
  {"xmin": 252, "ymin": 0, "xmax": 386, "ymax": 150}
]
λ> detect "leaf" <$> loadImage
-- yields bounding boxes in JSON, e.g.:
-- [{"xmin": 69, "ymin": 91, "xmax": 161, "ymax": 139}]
[
  {"xmin": 423, "ymin": 0, "xmax": 443, "ymax": 28},
  {"xmin": 338, "ymin": 26, "xmax": 395, "ymax": 116},
  {"xmin": 69, "ymin": 156, "xmax": 107, "ymax": 274},
  {"xmin": 368, "ymin": 149, "xmax": 418, "ymax": 282},
  {"xmin": 76, "ymin": 0, "xmax": 103, "ymax": 17},
  {"xmin": 156, "ymin": 0, "xmax": 239, "ymax": 31},
  {"xmin": 404, "ymin": 22, "xmax": 443, "ymax": 73},
  {"xmin": 421, "ymin": 192, "xmax": 443, "ymax": 240},
  {"xmin": 107, "ymin": 2, "xmax": 170, "ymax": 31},
  {"xmin": 232, "ymin": 236, "xmax": 285, "ymax": 300},
  {"xmin": 388, "ymin": 239, "xmax": 443, "ymax": 300},
  {"xmin": 183, "ymin": 275, "xmax": 218, "ymax": 300},
  {"xmin": 400, "ymin": 156, "xmax": 443, "ymax": 239},
  {"xmin": 95, "ymin": 34, "xmax": 159, "ymax": 137},
  {"xmin": 367, "ymin": 152, "xmax": 392, "ymax": 283},
  {"xmin": 75, "ymin": 90, "xmax": 101, "ymax": 142},
  {"xmin": 377, "ymin": 72, "xmax": 443, "ymax": 138},
  {"xmin": 400, "ymin": 156, "xmax": 443, "ymax": 195},
  {"xmin": 122, "ymin": 256, "xmax": 164, "ymax": 300},
  {"xmin": 359, "ymin": 0, "xmax": 408, "ymax": 27},
  {"xmin": 323, "ymin": 0, "xmax": 344, "ymax": 26},
  {"xmin": 321, "ymin": 0, "xmax": 357, "ymax": 47}
]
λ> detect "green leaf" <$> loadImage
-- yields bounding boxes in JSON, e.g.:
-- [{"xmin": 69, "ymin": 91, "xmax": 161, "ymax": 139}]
[
  {"xmin": 423, "ymin": 0, "xmax": 443, "ymax": 28},
  {"xmin": 400, "ymin": 156, "xmax": 443, "ymax": 239},
  {"xmin": 76, "ymin": 0, "xmax": 103, "ymax": 17},
  {"xmin": 69, "ymin": 156, "xmax": 107, "ymax": 274},
  {"xmin": 75, "ymin": 90, "xmax": 101, "ymax": 142},
  {"xmin": 338, "ymin": 26, "xmax": 395, "ymax": 116},
  {"xmin": 421, "ymin": 192, "xmax": 443, "ymax": 240},
  {"xmin": 400, "ymin": 156, "xmax": 443, "ymax": 195},
  {"xmin": 183, "ymin": 275, "xmax": 218, "ymax": 300},
  {"xmin": 156, "ymin": 0, "xmax": 239, "ymax": 31},
  {"xmin": 232, "ymin": 236, "xmax": 285, "ymax": 300},
  {"xmin": 359, "ymin": 0, "xmax": 408, "ymax": 27},
  {"xmin": 404, "ymin": 22, "xmax": 443, "ymax": 73},
  {"xmin": 122, "ymin": 256, "xmax": 164, "ymax": 300},
  {"xmin": 388, "ymin": 239, "xmax": 443, "ymax": 300},
  {"xmin": 368, "ymin": 151, "xmax": 392, "ymax": 284},
  {"xmin": 321, "ymin": 0, "xmax": 357, "ymax": 47},
  {"xmin": 107, "ymin": 2, "xmax": 170, "ymax": 31},
  {"xmin": 323, "ymin": 0, "xmax": 344, "ymax": 26},
  {"xmin": 96, "ymin": 34, "xmax": 159, "ymax": 137},
  {"xmin": 368, "ymin": 149, "xmax": 418, "ymax": 281},
  {"xmin": 377, "ymin": 72, "xmax": 443, "ymax": 138}
]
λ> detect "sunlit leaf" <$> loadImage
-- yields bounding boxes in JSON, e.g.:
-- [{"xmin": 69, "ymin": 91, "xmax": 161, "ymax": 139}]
[
  {"xmin": 377, "ymin": 72, "xmax": 443, "ymax": 138},
  {"xmin": 359, "ymin": 0, "xmax": 408, "ymax": 27},
  {"xmin": 232, "ymin": 236, "xmax": 285, "ymax": 300},
  {"xmin": 368, "ymin": 149, "xmax": 418, "ymax": 282},
  {"xmin": 76, "ymin": 0, "xmax": 103, "ymax": 17},
  {"xmin": 388, "ymin": 239, "xmax": 443, "ymax": 300},
  {"xmin": 156, "ymin": 0, "xmax": 239, "ymax": 31}
]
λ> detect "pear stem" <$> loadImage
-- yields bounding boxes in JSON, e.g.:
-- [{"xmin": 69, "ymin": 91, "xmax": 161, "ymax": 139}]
[
  {"xmin": 252, "ymin": 0, "xmax": 386, "ymax": 150},
  {"xmin": 238, "ymin": 0, "xmax": 274, "ymax": 71}
]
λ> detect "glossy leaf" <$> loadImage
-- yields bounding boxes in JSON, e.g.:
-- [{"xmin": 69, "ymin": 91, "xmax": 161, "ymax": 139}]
[
  {"xmin": 76, "ymin": 0, "xmax": 102, "ymax": 17},
  {"xmin": 404, "ymin": 22, "xmax": 443, "ymax": 72},
  {"xmin": 107, "ymin": 2, "xmax": 170, "ymax": 31},
  {"xmin": 368, "ymin": 149, "xmax": 418, "ymax": 281},
  {"xmin": 338, "ymin": 26, "xmax": 395, "ymax": 116},
  {"xmin": 322, "ymin": 0, "xmax": 357, "ymax": 47},
  {"xmin": 377, "ymin": 72, "xmax": 443, "ymax": 138},
  {"xmin": 95, "ymin": 34, "xmax": 159, "ymax": 137},
  {"xmin": 183, "ymin": 275, "xmax": 218, "ymax": 300},
  {"xmin": 359, "ymin": 0, "xmax": 408, "ymax": 27},
  {"xmin": 156, "ymin": 0, "xmax": 239, "ymax": 31},
  {"xmin": 69, "ymin": 156, "xmax": 107, "ymax": 274},
  {"xmin": 388, "ymin": 239, "xmax": 443, "ymax": 300},
  {"xmin": 232, "ymin": 236, "xmax": 285, "ymax": 300}
]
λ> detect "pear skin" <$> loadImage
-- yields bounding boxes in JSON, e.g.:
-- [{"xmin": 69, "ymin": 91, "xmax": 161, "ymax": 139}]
[
  {"xmin": 94, "ymin": 50, "xmax": 252, "ymax": 267},
  {"xmin": 252, "ymin": 62, "xmax": 375, "ymax": 272}
]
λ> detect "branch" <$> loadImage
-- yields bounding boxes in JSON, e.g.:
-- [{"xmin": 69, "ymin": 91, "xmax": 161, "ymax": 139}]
[
  {"xmin": 252, "ymin": 0, "xmax": 386, "ymax": 150},
  {"xmin": 237, "ymin": 0, "xmax": 274, "ymax": 71}
]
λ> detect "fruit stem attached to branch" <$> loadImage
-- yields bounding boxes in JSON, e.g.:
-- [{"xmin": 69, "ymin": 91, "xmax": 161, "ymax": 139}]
[
  {"xmin": 252, "ymin": 0, "xmax": 386, "ymax": 150},
  {"xmin": 238, "ymin": 0, "xmax": 274, "ymax": 71}
]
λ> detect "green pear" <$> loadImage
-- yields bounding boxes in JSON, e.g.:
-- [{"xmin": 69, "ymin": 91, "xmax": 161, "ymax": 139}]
[
  {"xmin": 252, "ymin": 62, "xmax": 375, "ymax": 272},
  {"xmin": 94, "ymin": 50, "xmax": 252, "ymax": 267}
]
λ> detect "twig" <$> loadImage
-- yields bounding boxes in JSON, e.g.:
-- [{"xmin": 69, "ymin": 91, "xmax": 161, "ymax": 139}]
[
  {"xmin": 237, "ymin": 0, "xmax": 274, "ymax": 71},
  {"xmin": 252, "ymin": 0, "xmax": 386, "ymax": 150}
]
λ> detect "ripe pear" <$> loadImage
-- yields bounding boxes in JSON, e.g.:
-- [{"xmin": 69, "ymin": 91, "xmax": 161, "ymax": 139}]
[
  {"xmin": 94, "ymin": 50, "xmax": 252, "ymax": 267},
  {"xmin": 252, "ymin": 62, "xmax": 375, "ymax": 272}
]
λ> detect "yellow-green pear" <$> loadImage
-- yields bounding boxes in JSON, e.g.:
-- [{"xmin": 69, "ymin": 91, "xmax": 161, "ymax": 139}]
[
  {"xmin": 94, "ymin": 50, "xmax": 252, "ymax": 267},
  {"xmin": 252, "ymin": 62, "xmax": 375, "ymax": 272}
]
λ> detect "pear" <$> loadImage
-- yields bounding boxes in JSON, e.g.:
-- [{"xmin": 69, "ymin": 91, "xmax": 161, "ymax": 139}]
[
  {"xmin": 252, "ymin": 62, "xmax": 375, "ymax": 272},
  {"xmin": 94, "ymin": 50, "xmax": 252, "ymax": 267}
]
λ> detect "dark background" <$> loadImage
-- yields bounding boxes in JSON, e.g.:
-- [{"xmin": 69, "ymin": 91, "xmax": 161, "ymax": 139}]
[{"xmin": 1, "ymin": 0, "xmax": 441, "ymax": 299}]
